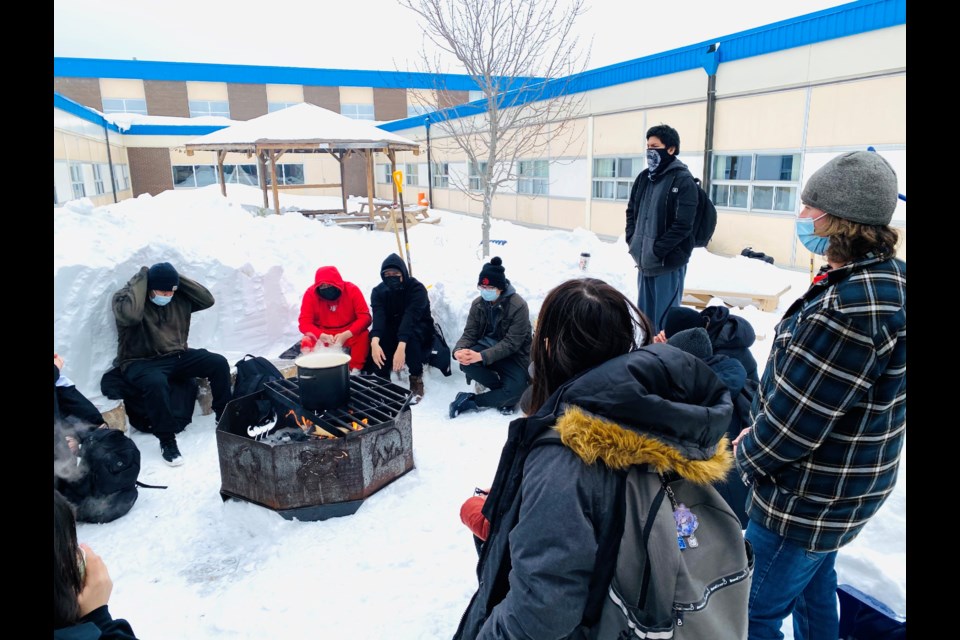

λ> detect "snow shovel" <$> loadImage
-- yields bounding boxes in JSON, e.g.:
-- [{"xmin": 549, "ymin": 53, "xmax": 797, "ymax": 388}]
[{"xmin": 392, "ymin": 170, "xmax": 414, "ymax": 276}]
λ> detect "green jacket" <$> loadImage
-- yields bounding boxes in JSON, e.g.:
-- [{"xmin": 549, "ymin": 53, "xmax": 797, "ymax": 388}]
[
  {"xmin": 453, "ymin": 283, "xmax": 531, "ymax": 368},
  {"xmin": 111, "ymin": 266, "xmax": 215, "ymax": 369}
]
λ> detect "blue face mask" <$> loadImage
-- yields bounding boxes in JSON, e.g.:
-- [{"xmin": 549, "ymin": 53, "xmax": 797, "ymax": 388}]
[
  {"xmin": 151, "ymin": 294, "xmax": 173, "ymax": 306},
  {"xmin": 480, "ymin": 289, "xmax": 500, "ymax": 302},
  {"xmin": 795, "ymin": 214, "xmax": 830, "ymax": 255}
]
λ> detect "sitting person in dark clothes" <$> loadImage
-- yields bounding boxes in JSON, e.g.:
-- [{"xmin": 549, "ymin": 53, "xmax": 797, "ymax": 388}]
[
  {"xmin": 667, "ymin": 326, "xmax": 754, "ymax": 528},
  {"xmin": 54, "ymin": 489, "xmax": 138, "ymax": 639},
  {"xmin": 654, "ymin": 304, "xmax": 759, "ymax": 382},
  {"xmin": 54, "ymin": 353, "xmax": 109, "ymax": 489},
  {"xmin": 449, "ymin": 257, "xmax": 532, "ymax": 418},
  {"xmin": 368, "ymin": 253, "xmax": 434, "ymax": 403},
  {"xmin": 109, "ymin": 262, "xmax": 230, "ymax": 467}
]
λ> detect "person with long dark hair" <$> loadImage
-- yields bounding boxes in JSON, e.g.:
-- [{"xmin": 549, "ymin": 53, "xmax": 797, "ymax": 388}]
[
  {"xmin": 453, "ymin": 278, "xmax": 739, "ymax": 639},
  {"xmin": 54, "ymin": 490, "xmax": 137, "ymax": 639}
]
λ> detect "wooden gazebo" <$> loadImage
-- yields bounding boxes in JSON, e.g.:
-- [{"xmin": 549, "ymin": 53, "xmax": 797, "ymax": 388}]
[{"xmin": 182, "ymin": 103, "xmax": 419, "ymax": 218}]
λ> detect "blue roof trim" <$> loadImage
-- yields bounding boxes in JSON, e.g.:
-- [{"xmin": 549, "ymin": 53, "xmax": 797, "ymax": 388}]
[
  {"xmin": 380, "ymin": 0, "xmax": 905, "ymax": 131},
  {"xmin": 123, "ymin": 124, "xmax": 227, "ymax": 136},
  {"xmin": 54, "ymin": 57, "xmax": 490, "ymax": 91},
  {"xmin": 54, "ymin": 93, "xmax": 121, "ymax": 132}
]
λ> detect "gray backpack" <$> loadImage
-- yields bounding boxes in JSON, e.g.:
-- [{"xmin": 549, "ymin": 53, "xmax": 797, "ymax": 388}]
[{"xmin": 593, "ymin": 467, "xmax": 753, "ymax": 639}]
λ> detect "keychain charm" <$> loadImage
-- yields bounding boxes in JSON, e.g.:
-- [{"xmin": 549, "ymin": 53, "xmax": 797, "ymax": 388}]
[{"xmin": 674, "ymin": 503, "xmax": 699, "ymax": 549}]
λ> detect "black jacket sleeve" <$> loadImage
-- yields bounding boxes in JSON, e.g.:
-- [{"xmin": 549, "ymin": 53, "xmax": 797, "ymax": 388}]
[
  {"xmin": 369, "ymin": 284, "xmax": 387, "ymax": 340},
  {"xmin": 624, "ymin": 171, "xmax": 647, "ymax": 242}
]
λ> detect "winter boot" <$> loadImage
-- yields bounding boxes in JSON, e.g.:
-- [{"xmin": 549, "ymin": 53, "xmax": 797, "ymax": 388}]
[
  {"xmin": 449, "ymin": 392, "xmax": 479, "ymax": 419},
  {"xmin": 160, "ymin": 435, "xmax": 184, "ymax": 467},
  {"xmin": 409, "ymin": 375, "xmax": 425, "ymax": 404}
]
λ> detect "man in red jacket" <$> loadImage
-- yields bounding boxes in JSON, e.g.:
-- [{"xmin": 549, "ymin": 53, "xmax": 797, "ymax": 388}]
[{"xmin": 298, "ymin": 266, "xmax": 372, "ymax": 373}]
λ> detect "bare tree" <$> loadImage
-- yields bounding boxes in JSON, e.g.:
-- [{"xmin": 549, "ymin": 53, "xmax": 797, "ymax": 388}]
[{"xmin": 400, "ymin": 0, "xmax": 590, "ymax": 257}]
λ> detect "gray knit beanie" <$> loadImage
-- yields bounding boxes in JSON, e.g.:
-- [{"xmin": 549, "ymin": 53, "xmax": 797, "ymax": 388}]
[
  {"xmin": 667, "ymin": 327, "xmax": 713, "ymax": 361},
  {"xmin": 800, "ymin": 151, "xmax": 898, "ymax": 225}
]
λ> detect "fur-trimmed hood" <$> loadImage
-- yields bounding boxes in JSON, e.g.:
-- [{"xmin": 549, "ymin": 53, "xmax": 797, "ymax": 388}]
[{"xmin": 536, "ymin": 343, "xmax": 734, "ymax": 483}]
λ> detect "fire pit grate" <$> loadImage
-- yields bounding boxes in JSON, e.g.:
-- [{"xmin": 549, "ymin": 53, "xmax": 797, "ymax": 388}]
[
  {"xmin": 216, "ymin": 374, "xmax": 415, "ymax": 521},
  {"xmin": 264, "ymin": 375, "xmax": 411, "ymax": 438}
]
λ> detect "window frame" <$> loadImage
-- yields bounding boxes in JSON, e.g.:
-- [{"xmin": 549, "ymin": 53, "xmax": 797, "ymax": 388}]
[
  {"xmin": 710, "ymin": 151, "xmax": 801, "ymax": 214},
  {"xmin": 340, "ymin": 103, "xmax": 375, "ymax": 121},
  {"xmin": 69, "ymin": 163, "xmax": 86, "ymax": 199},
  {"xmin": 592, "ymin": 156, "xmax": 643, "ymax": 201},
  {"xmin": 264, "ymin": 164, "xmax": 305, "ymax": 186},
  {"xmin": 404, "ymin": 163, "xmax": 419, "ymax": 186},
  {"xmin": 431, "ymin": 162, "xmax": 449, "ymax": 188},
  {"xmin": 101, "ymin": 98, "xmax": 148, "ymax": 115},
  {"xmin": 188, "ymin": 100, "xmax": 231, "ymax": 118},
  {"xmin": 469, "ymin": 161, "xmax": 488, "ymax": 191},
  {"xmin": 517, "ymin": 160, "xmax": 549, "ymax": 196}
]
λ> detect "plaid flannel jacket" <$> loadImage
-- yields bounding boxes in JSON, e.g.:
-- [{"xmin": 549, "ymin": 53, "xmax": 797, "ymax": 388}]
[{"xmin": 735, "ymin": 254, "xmax": 906, "ymax": 552}]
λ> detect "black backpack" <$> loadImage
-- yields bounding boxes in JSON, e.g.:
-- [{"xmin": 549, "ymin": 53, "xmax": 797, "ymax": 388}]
[
  {"xmin": 232, "ymin": 355, "xmax": 285, "ymax": 426},
  {"xmin": 427, "ymin": 322, "xmax": 453, "ymax": 377},
  {"xmin": 689, "ymin": 177, "xmax": 718, "ymax": 248},
  {"xmin": 61, "ymin": 429, "xmax": 142, "ymax": 524}
]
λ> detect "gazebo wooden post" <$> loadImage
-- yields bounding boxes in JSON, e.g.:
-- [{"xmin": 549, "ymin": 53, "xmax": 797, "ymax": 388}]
[
  {"xmin": 365, "ymin": 149, "xmax": 376, "ymax": 224},
  {"xmin": 270, "ymin": 151, "xmax": 281, "ymax": 215},
  {"xmin": 257, "ymin": 149, "xmax": 269, "ymax": 209},
  {"xmin": 216, "ymin": 150, "xmax": 227, "ymax": 197},
  {"xmin": 387, "ymin": 149, "xmax": 398, "ymax": 204},
  {"xmin": 337, "ymin": 151, "xmax": 348, "ymax": 213}
]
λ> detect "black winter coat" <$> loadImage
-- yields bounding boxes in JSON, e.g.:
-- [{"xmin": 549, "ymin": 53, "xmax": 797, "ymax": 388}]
[
  {"xmin": 454, "ymin": 344, "xmax": 734, "ymax": 640},
  {"xmin": 369, "ymin": 253, "xmax": 433, "ymax": 348},
  {"xmin": 700, "ymin": 306, "xmax": 759, "ymax": 383},
  {"xmin": 625, "ymin": 160, "xmax": 698, "ymax": 276}
]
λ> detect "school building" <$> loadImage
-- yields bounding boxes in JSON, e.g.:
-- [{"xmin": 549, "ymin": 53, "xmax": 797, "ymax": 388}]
[{"xmin": 54, "ymin": 0, "xmax": 905, "ymax": 270}]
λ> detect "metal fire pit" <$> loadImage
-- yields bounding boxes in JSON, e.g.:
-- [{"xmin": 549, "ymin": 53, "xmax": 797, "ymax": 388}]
[{"xmin": 216, "ymin": 374, "xmax": 414, "ymax": 521}]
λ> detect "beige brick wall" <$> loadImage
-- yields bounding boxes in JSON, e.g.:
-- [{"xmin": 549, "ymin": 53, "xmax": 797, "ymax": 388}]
[
  {"xmin": 54, "ymin": 77, "xmax": 102, "ymax": 111},
  {"xmin": 128, "ymin": 147, "xmax": 174, "ymax": 197},
  {"xmin": 144, "ymin": 80, "xmax": 190, "ymax": 117},
  {"xmin": 304, "ymin": 86, "xmax": 341, "ymax": 113},
  {"xmin": 373, "ymin": 88, "xmax": 407, "ymax": 121},
  {"xmin": 227, "ymin": 83, "xmax": 268, "ymax": 120}
]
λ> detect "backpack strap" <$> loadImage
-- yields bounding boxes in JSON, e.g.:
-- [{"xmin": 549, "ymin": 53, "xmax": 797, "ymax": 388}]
[
  {"xmin": 636, "ymin": 474, "xmax": 668, "ymax": 610},
  {"xmin": 136, "ymin": 480, "xmax": 168, "ymax": 489}
]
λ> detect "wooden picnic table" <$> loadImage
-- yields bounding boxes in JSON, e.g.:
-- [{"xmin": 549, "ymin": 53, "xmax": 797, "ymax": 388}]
[{"xmin": 682, "ymin": 285, "xmax": 792, "ymax": 313}]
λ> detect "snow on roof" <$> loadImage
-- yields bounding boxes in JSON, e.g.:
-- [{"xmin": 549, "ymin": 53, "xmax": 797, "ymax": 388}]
[{"xmin": 184, "ymin": 103, "xmax": 419, "ymax": 149}]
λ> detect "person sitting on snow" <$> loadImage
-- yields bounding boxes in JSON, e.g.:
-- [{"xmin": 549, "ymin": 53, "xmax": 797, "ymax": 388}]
[
  {"xmin": 654, "ymin": 304, "xmax": 759, "ymax": 382},
  {"xmin": 368, "ymin": 253, "xmax": 433, "ymax": 403},
  {"xmin": 109, "ymin": 262, "xmax": 231, "ymax": 467},
  {"xmin": 448, "ymin": 257, "xmax": 532, "ymax": 418},
  {"xmin": 299, "ymin": 265, "xmax": 371, "ymax": 374}
]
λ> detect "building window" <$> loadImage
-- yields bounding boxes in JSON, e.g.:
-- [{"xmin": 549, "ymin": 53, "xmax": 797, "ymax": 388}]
[
  {"xmin": 92, "ymin": 164, "xmax": 106, "ymax": 195},
  {"xmin": 341, "ymin": 103, "xmax": 375, "ymax": 120},
  {"xmin": 223, "ymin": 164, "xmax": 260, "ymax": 185},
  {"xmin": 517, "ymin": 160, "xmax": 548, "ymax": 195},
  {"xmin": 113, "ymin": 164, "xmax": 130, "ymax": 191},
  {"xmin": 268, "ymin": 102, "xmax": 300, "ymax": 113},
  {"xmin": 404, "ymin": 163, "xmax": 419, "ymax": 186},
  {"xmin": 376, "ymin": 164, "xmax": 393, "ymax": 184},
  {"xmin": 432, "ymin": 162, "xmax": 449, "ymax": 188},
  {"xmin": 710, "ymin": 153, "xmax": 800, "ymax": 213},
  {"xmin": 592, "ymin": 157, "xmax": 642, "ymax": 200},
  {"xmin": 264, "ymin": 164, "xmax": 305, "ymax": 186},
  {"xmin": 101, "ymin": 98, "xmax": 148, "ymax": 115},
  {"xmin": 469, "ymin": 161, "xmax": 488, "ymax": 191},
  {"xmin": 189, "ymin": 100, "xmax": 231, "ymax": 118},
  {"xmin": 469, "ymin": 90, "xmax": 484, "ymax": 102},
  {"xmin": 173, "ymin": 165, "xmax": 217, "ymax": 188},
  {"xmin": 407, "ymin": 104, "xmax": 434, "ymax": 118},
  {"xmin": 70, "ymin": 164, "xmax": 86, "ymax": 199}
]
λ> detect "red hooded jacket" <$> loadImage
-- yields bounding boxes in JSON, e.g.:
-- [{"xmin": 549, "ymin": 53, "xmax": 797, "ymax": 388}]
[{"xmin": 299, "ymin": 266, "xmax": 371, "ymax": 339}]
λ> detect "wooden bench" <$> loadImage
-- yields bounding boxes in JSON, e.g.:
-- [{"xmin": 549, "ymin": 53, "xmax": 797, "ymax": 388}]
[
  {"xmin": 682, "ymin": 285, "xmax": 792, "ymax": 313},
  {"xmin": 297, "ymin": 208, "xmax": 347, "ymax": 218}
]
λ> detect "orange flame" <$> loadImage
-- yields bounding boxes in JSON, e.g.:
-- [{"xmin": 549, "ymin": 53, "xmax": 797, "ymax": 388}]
[
  {"xmin": 349, "ymin": 418, "xmax": 369, "ymax": 431},
  {"xmin": 286, "ymin": 410, "xmax": 314, "ymax": 432}
]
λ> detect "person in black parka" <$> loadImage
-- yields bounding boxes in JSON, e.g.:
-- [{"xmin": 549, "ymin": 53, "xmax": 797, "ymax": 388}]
[
  {"xmin": 368, "ymin": 253, "xmax": 434, "ymax": 402},
  {"xmin": 667, "ymin": 327, "xmax": 754, "ymax": 528},
  {"xmin": 656, "ymin": 304, "xmax": 760, "ymax": 383}
]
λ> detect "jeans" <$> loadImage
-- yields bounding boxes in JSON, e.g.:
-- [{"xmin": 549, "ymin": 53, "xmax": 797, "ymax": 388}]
[
  {"xmin": 745, "ymin": 520, "xmax": 839, "ymax": 640},
  {"xmin": 637, "ymin": 263, "xmax": 686, "ymax": 334},
  {"xmin": 460, "ymin": 356, "xmax": 529, "ymax": 409}
]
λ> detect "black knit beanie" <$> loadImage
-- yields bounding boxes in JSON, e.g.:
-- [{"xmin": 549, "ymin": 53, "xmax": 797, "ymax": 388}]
[
  {"xmin": 668, "ymin": 327, "xmax": 714, "ymax": 361},
  {"xmin": 147, "ymin": 262, "xmax": 180, "ymax": 291},
  {"xmin": 663, "ymin": 306, "xmax": 705, "ymax": 338},
  {"xmin": 478, "ymin": 257, "xmax": 507, "ymax": 290}
]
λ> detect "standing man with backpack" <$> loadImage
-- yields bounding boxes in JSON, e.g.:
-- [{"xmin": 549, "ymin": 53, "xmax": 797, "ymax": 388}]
[
  {"xmin": 625, "ymin": 124, "xmax": 699, "ymax": 333},
  {"xmin": 111, "ymin": 262, "xmax": 231, "ymax": 467}
]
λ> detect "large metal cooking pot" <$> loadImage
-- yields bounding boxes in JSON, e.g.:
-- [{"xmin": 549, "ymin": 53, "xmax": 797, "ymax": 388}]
[{"xmin": 295, "ymin": 352, "xmax": 351, "ymax": 412}]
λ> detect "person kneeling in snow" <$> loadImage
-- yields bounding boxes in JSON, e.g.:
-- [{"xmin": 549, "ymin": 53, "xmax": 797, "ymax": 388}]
[
  {"xmin": 367, "ymin": 254, "xmax": 433, "ymax": 403},
  {"xmin": 449, "ymin": 257, "xmax": 532, "ymax": 418},
  {"xmin": 299, "ymin": 265, "xmax": 371, "ymax": 374}
]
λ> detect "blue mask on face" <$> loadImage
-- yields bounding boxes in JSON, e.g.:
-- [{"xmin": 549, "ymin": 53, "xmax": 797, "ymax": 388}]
[
  {"xmin": 795, "ymin": 215, "xmax": 830, "ymax": 255},
  {"xmin": 480, "ymin": 289, "xmax": 499, "ymax": 302},
  {"xmin": 151, "ymin": 294, "xmax": 173, "ymax": 306}
]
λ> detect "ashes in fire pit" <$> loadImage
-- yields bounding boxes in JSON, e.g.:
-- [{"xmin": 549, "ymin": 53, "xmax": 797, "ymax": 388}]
[{"xmin": 216, "ymin": 374, "xmax": 415, "ymax": 521}]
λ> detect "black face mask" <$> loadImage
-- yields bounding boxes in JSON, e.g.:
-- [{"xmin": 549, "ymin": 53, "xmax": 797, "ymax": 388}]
[
  {"xmin": 384, "ymin": 276, "xmax": 403, "ymax": 291},
  {"xmin": 317, "ymin": 286, "xmax": 342, "ymax": 301}
]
